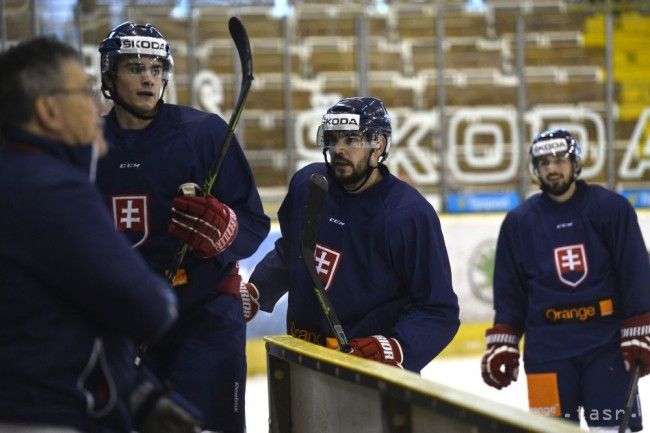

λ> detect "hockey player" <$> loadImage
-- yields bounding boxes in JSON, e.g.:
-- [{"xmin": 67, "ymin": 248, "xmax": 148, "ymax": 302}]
[
  {"xmin": 482, "ymin": 128, "xmax": 650, "ymax": 432},
  {"xmin": 247, "ymin": 96, "xmax": 459, "ymax": 372},
  {"xmin": 96, "ymin": 22, "xmax": 270, "ymax": 433},
  {"xmin": 0, "ymin": 37, "xmax": 181, "ymax": 433}
]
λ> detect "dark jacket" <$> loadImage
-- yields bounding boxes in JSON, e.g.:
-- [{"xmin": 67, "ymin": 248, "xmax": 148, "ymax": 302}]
[{"xmin": 0, "ymin": 130, "xmax": 177, "ymax": 433}]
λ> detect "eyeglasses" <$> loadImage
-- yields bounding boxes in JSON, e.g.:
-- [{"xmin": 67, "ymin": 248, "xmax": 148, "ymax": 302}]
[{"xmin": 46, "ymin": 87, "xmax": 102, "ymax": 103}]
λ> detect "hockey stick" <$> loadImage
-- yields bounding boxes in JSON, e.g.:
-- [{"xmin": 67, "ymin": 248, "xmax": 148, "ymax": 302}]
[
  {"xmin": 166, "ymin": 16, "xmax": 253, "ymax": 283},
  {"xmin": 618, "ymin": 363, "xmax": 641, "ymax": 433},
  {"xmin": 300, "ymin": 173, "xmax": 351, "ymax": 353}
]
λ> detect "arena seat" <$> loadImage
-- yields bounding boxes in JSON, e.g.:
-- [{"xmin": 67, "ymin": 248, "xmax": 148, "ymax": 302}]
[
  {"xmin": 369, "ymin": 39, "xmax": 404, "ymax": 73},
  {"xmin": 494, "ymin": 7, "xmax": 589, "ymax": 35},
  {"xmin": 411, "ymin": 39, "xmax": 437, "ymax": 72},
  {"xmin": 525, "ymin": 45, "xmax": 604, "ymax": 67},
  {"xmin": 196, "ymin": 12, "xmax": 232, "ymax": 40},
  {"xmin": 294, "ymin": 5, "xmax": 360, "ymax": 38},
  {"xmin": 444, "ymin": 12, "xmax": 488, "ymax": 38},
  {"xmin": 79, "ymin": 5, "xmax": 112, "ymax": 45},
  {"xmin": 396, "ymin": 7, "xmax": 436, "ymax": 39},
  {"xmin": 435, "ymin": 83, "xmax": 518, "ymax": 107},
  {"xmin": 5, "ymin": 0, "xmax": 34, "ymax": 41},
  {"xmin": 308, "ymin": 42, "xmax": 356, "ymax": 76},
  {"xmin": 125, "ymin": 5, "xmax": 189, "ymax": 41},
  {"xmin": 527, "ymin": 80, "xmax": 610, "ymax": 104}
]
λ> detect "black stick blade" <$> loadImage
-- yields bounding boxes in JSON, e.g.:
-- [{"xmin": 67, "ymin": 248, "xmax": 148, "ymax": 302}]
[
  {"xmin": 302, "ymin": 173, "xmax": 329, "ymax": 251},
  {"xmin": 228, "ymin": 16, "xmax": 253, "ymax": 81}
]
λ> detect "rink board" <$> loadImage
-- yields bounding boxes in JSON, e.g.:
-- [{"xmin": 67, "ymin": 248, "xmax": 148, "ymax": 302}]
[{"xmin": 265, "ymin": 335, "xmax": 583, "ymax": 433}]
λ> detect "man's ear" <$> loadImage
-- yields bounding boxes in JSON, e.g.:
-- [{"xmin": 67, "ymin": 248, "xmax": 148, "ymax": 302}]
[
  {"xmin": 370, "ymin": 135, "xmax": 387, "ymax": 167},
  {"xmin": 33, "ymin": 96, "xmax": 62, "ymax": 133}
]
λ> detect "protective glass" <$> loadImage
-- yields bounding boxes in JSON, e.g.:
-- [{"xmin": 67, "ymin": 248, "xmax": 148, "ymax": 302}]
[
  {"xmin": 316, "ymin": 113, "xmax": 380, "ymax": 150},
  {"xmin": 121, "ymin": 61, "xmax": 166, "ymax": 78},
  {"xmin": 535, "ymin": 152, "xmax": 571, "ymax": 169}
]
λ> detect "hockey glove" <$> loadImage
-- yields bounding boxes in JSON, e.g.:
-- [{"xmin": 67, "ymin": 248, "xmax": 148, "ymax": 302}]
[
  {"xmin": 131, "ymin": 369, "xmax": 202, "ymax": 433},
  {"xmin": 168, "ymin": 195, "xmax": 238, "ymax": 258},
  {"xmin": 349, "ymin": 335, "xmax": 404, "ymax": 369},
  {"xmin": 240, "ymin": 281, "xmax": 260, "ymax": 322},
  {"xmin": 481, "ymin": 324, "xmax": 522, "ymax": 390},
  {"xmin": 216, "ymin": 264, "xmax": 260, "ymax": 322},
  {"xmin": 621, "ymin": 312, "xmax": 650, "ymax": 377}
]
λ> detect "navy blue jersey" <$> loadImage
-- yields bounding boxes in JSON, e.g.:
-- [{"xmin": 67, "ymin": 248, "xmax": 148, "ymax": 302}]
[
  {"xmin": 251, "ymin": 163, "xmax": 459, "ymax": 372},
  {"xmin": 97, "ymin": 103, "xmax": 270, "ymax": 313},
  {"xmin": 0, "ymin": 130, "xmax": 176, "ymax": 433},
  {"xmin": 493, "ymin": 180, "xmax": 650, "ymax": 363}
]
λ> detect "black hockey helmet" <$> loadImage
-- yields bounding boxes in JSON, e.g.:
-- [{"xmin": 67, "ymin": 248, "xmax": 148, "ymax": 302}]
[
  {"xmin": 317, "ymin": 96, "xmax": 392, "ymax": 162},
  {"xmin": 529, "ymin": 128, "xmax": 582, "ymax": 180},
  {"xmin": 99, "ymin": 21, "xmax": 173, "ymax": 98}
]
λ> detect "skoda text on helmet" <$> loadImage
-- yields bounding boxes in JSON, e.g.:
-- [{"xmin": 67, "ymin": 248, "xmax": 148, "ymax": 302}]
[
  {"xmin": 317, "ymin": 96, "xmax": 392, "ymax": 162},
  {"xmin": 528, "ymin": 128, "xmax": 583, "ymax": 181},
  {"xmin": 98, "ymin": 22, "xmax": 173, "ymax": 119}
]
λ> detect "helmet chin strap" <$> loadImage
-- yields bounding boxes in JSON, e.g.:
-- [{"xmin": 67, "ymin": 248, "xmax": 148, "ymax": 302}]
[{"xmin": 105, "ymin": 76, "xmax": 168, "ymax": 121}]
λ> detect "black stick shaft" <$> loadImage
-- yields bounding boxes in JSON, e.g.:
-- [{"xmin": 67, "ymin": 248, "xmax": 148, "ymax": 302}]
[
  {"xmin": 301, "ymin": 173, "xmax": 350, "ymax": 353},
  {"xmin": 166, "ymin": 17, "xmax": 253, "ymax": 283},
  {"xmin": 619, "ymin": 363, "xmax": 641, "ymax": 433}
]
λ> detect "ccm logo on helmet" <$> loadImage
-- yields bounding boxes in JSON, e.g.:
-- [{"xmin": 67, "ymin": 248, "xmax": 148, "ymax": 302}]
[
  {"xmin": 322, "ymin": 114, "xmax": 361, "ymax": 131},
  {"xmin": 531, "ymin": 138, "xmax": 569, "ymax": 157}
]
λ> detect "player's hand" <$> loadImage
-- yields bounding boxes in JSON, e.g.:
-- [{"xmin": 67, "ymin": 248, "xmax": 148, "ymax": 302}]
[
  {"xmin": 215, "ymin": 264, "xmax": 259, "ymax": 322},
  {"xmin": 240, "ymin": 281, "xmax": 260, "ymax": 322},
  {"xmin": 481, "ymin": 324, "xmax": 522, "ymax": 389},
  {"xmin": 131, "ymin": 369, "xmax": 202, "ymax": 433},
  {"xmin": 621, "ymin": 312, "xmax": 650, "ymax": 377},
  {"xmin": 349, "ymin": 335, "xmax": 404, "ymax": 369},
  {"xmin": 168, "ymin": 195, "xmax": 238, "ymax": 258},
  {"xmin": 137, "ymin": 393, "xmax": 202, "ymax": 433}
]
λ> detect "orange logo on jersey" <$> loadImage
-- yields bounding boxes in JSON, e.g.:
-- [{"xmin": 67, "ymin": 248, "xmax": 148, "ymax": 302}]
[
  {"xmin": 112, "ymin": 195, "xmax": 149, "ymax": 247},
  {"xmin": 314, "ymin": 243, "xmax": 341, "ymax": 291},
  {"xmin": 554, "ymin": 244, "xmax": 588, "ymax": 288}
]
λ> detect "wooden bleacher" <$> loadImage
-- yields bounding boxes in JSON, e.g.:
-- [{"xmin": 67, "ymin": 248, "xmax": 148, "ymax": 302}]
[
  {"xmin": 444, "ymin": 11, "xmax": 489, "ymax": 38},
  {"xmin": 368, "ymin": 39, "xmax": 404, "ymax": 73},
  {"xmin": 79, "ymin": 4, "xmax": 112, "ymax": 45},
  {"xmin": 433, "ymin": 83, "xmax": 518, "ymax": 107},
  {"xmin": 6, "ymin": 1, "xmax": 644, "ymax": 191},
  {"xmin": 395, "ymin": 6, "xmax": 436, "ymax": 39},
  {"xmin": 4, "ymin": 0, "xmax": 34, "ymax": 41},
  {"xmin": 525, "ymin": 45, "xmax": 604, "ymax": 67},
  {"xmin": 308, "ymin": 40, "xmax": 356, "ymax": 76},
  {"xmin": 493, "ymin": 7, "xmax": 590, "ymax": 35},
  {"xmin": 294, "ymin": 5, "xmax": 362, "ymax": 39},
  {"xmin": 125, "ymin": 5, "xmax": 189, "ymax": 41}
]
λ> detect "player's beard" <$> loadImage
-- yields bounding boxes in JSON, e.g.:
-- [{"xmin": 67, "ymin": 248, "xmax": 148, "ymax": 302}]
[
  {"xmin": 331, "ymin": 154, "xmax": 372, "ymax": 188},
  {"xmin": 540, "ymin": 172, "xmax": 574, "ymax": 196}
]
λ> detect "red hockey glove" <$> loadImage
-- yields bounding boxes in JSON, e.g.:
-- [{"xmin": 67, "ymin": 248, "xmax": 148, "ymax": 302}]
[
  {"xmin": 349, "ymin": 336, "xmax": 404, "ymax": 369},
  {"xmin": 481, "ymin": 324, "xmax": 522, "ymax": 390},
  {"xmin": 240, "ymin": 282, "xmax": 260, "ymax": 323},
  {"xmin": 215, "ymin": 264, "xmax": 259, "ymax": 322},
  {"xmin": 168, "ymin": 195, "xmax": 238, "ymax": 258},
  {"xmin": 621, "ymin": 312, "xmax": 650, "ymax": 377}
]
